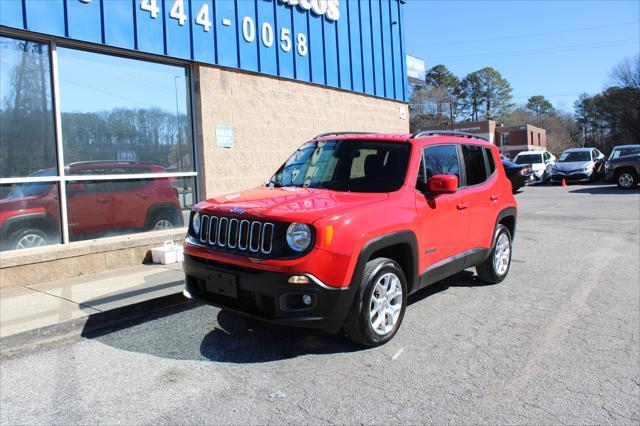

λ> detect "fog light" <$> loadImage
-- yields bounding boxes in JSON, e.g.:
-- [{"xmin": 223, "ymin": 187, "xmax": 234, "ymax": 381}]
[
  {"xmin": 288, "ymin": 275, "xmax": 310, "ymax": 285},
  {"xmin": 302, "ymin": 294, "xmax": 313, "ymax": 306}
]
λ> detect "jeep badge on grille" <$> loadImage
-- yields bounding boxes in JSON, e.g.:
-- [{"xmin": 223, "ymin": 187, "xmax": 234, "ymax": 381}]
[{"xmin": 230, "ymin": 208, "xmax": 246, "ymax": 214}]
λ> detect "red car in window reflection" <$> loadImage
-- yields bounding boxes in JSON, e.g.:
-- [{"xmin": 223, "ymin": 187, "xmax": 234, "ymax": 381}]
[{"xmin": 0, "ymin": 162, "xmax": 183, "ymax": 251}]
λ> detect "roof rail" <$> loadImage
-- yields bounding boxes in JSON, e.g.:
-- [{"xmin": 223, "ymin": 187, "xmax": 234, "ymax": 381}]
[
  {"xmin": 313, "ymin": 131, "xmax": 378, "ymax": 139},
  {"xmin": 410, "ymin": 130, "xmax": 488, "ymax": 141}
]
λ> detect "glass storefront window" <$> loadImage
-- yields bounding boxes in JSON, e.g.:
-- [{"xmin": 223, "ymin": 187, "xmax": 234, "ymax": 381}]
[
  {"xmin": 1, "ymin": 35, "xmax": 197, "ymax": 252},
  {"xmin": 65, "ymin": 176, "xmax": 195, "ymax": 242},
  {"xmin": 0, "ymin": 36, "xmax": 57, "ymax": 178},
  {"xmin": 0, "ymin": 183, "xmax": 62, "ymax": 251},
  {"xmin": 57, "ymin": 47, "xmax": 194, "ymax": 174}
]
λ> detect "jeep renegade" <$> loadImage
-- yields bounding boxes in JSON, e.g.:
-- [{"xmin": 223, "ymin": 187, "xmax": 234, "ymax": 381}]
[{"xmin": 183, "ymin": 131, "xmax": 517, "ymax": 346}]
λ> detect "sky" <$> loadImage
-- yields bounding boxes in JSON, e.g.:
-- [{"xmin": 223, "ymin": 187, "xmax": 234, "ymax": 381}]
[{"xmin": 404, "ymin": 0, "xmax": 640, "ymax": 112}]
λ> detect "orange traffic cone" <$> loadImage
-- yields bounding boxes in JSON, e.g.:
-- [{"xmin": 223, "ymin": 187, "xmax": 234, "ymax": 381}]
[{"xmin": 561, "ymin": 178, "xmax": 567, "ymax": 188}]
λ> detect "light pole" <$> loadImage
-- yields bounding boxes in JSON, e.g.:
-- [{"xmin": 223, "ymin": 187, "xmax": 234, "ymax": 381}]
[{"xmin": 174, "ymin": 75, "xmax": 186, "ymax": 207}]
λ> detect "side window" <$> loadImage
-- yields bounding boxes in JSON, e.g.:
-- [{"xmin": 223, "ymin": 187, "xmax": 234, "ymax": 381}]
[
  {"xmin": 462, "ymin": 145, "xmax": 488, "ymax": 186},
  {"xmin": 485, "ymin": 148, "xmax": 496, "ymax": 175},
  {"xmin": 423, "ymin": 145, "xmax": 460, "ymax": 180}
]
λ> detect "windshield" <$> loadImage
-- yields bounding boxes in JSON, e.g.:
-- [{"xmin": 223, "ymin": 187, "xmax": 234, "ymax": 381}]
[
  {"xmin": 559, "ymin": 151, "xmax": 591, "ymax": 162},
  {"xmin": 514, "ymin": 153, "xmax": 542, "ymax": 164},
  {"xmin": 609, "ymin": 147, "xmax": 640, "ymax": 159},
  {"xmin": 268, "ymin": 140, "xmax": 410, "ymax": 193},
  {"xmin": 6, "ymin": 168, "xmax": 56, "ymax": 199}
]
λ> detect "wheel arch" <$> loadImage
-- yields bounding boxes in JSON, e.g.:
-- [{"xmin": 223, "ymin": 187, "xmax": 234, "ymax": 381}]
[
  {"xmin": 349, "ymin": 231, "xmax": 419, "ymax": 295},
  {"xmin": 0, "ymin": 213, "xmax": 59, "ymax": 249}
]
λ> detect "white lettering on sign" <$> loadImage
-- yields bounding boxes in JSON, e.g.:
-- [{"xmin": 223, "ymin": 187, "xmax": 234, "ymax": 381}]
[{"xmin": 278, "ymin": 0, "xmax": 340, "ymax": 21}]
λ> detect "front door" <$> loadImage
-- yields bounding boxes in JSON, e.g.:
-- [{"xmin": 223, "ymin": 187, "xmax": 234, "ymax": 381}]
[{"xmin": 415, "ymin": 144, "xmax": 469, "ymax": 285}]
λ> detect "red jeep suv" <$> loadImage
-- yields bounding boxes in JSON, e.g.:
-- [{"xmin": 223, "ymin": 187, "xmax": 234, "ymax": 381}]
[
  {"xmin": 183, "ymin": 131, "xmax": 517, "ymax": 346},
  {"xmin": 0, "ymin": 162, "xmax": 183, "ymax": 251}
]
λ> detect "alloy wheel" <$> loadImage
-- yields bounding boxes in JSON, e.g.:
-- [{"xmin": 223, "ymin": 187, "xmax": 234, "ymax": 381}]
[
  {"xmin": 154, "ymin": 220, "xmax": 174, "ymax": 230},
  {"xmin": 618, "ymin": 173, "xmax": 634, "ymax": 188},
  {"xmin": 16, "ymin": 234, "xmax": 47, "ymax": 250},
  {"xmin": 368, "ymin": 272, "xmax": 403, "ymax": 336},
  {"xmin": 493, "ymin": 232, "xmax": 511, "ymax": 276}
]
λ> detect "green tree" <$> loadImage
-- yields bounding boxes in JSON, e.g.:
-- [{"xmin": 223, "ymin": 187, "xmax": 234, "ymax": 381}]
[
  {"xmin": 526, "ymin": 95, "xmax": 555, "ymax": 116},
  {"xmin": 425, "ymin": 64, "xmax": 460, "ymax": 90},
  {"xmin": 457, "ymin": 71, "xmax": 483, "ymax": 121},
  {"xmin": 477, "ymin": 67, "xmax": 513, "ymax": 120}
]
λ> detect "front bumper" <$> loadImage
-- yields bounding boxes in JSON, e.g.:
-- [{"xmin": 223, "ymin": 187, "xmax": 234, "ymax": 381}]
[
  {"xmin": 550, "ymin": 172, "xmax": 591, "ymax": 182},
  {"xmin": 183, "ymin": 254, "xmax": 357, "ymax": 333}
]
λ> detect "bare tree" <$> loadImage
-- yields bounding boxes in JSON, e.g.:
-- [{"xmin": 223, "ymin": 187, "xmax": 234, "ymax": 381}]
[{"xmin": 610, "ymin": 53, "xmax": 640, "ymax": 89}]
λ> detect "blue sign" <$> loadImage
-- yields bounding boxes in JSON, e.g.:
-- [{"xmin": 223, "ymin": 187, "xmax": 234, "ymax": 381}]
[
  {"xmin": 0, "ymin": 0, "xmax": 407, "ymax": 102},
  {"xmin": 216, "ymin": 125, "xmax": 234, "ymax": 148}
]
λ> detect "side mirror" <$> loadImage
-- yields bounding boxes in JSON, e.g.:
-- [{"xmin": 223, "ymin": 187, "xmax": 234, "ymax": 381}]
[
  {"xmin": 67, "ymin": 182, "xmax": 86, "ymax": 193},
  {"xmin": 428, "ymin": 174, "xmax": 458, "ymax": 194}
]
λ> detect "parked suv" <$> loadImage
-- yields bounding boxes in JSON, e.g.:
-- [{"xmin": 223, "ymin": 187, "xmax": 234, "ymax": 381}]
[
  {"xmin": 183, "ymin": 131, "xmax": 517, "ymax": 346},
  {"xmin": 605, "ymin": 145, "xmax": 640, "ymax": 189},
  {"xmin": 0, "ymin": 162, "xmax": 184, "ymax": 251}
]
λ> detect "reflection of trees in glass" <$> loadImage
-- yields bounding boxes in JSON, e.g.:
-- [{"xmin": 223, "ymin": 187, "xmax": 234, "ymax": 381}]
[
  {"xmin": 61, "ymin": 108, "xmax": 193, "ymax": 172},
  {"xmin": 425, "ymin": 147, "xmax": 459, "ymax": 178},
  {"xmin": 0, "ymin": 38, "xmax": 56, "ymax": 178}
]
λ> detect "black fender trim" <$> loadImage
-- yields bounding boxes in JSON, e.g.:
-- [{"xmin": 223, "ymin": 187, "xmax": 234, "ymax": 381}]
[
  {"xmin": 0, "ymin": 213, "xmax": 57, "ymax": 239},
  {"xmin": 479, "ymin": 206, "xmax": 517, "ymax": 263},
  {"xmin": 315, "ymin": 230, "xmax": 419, "ymax": 333},
  {"xmin": 493, "ymin": 207, "xmax": 517, "ymax": 244},
  {"xmin": 349, "ymin": 230, "xmax": 419, "ymax": 293}
]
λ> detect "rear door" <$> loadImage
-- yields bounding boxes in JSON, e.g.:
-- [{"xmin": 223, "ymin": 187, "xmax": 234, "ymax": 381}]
[
  {"xmin": 458, "ymin": 144, "xmax": 496, "ymax": 255},
  {"xmin": 415, "ymin": 144, "xmax": 468, "ymax": 276}
]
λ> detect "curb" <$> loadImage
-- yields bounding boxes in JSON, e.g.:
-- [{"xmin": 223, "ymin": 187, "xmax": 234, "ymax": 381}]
[{"xmin": 0, "ymin": 291, "xmax": 193, "ymax": 358}]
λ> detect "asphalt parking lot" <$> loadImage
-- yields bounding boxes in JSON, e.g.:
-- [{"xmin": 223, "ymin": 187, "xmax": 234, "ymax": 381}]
[{"xmin": 1, "ymin": 183, "xmax": 639, "ymax": 425}]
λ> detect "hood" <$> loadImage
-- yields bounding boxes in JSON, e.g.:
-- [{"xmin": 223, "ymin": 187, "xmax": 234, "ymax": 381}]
[
  {"xmin": 554, "ymin": 161, "xmax": 592, "ymax": 172},
  {"xmin": 195, "ymin": 186, "xmax": 389, "ymax": 223}
]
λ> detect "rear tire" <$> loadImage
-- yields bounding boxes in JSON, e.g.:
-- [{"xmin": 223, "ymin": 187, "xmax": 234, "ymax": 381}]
[
  {"xmin": 616, "ymin": 170, "xmax": 638, "ymax": 189},
  {"xmin": 343, "ymin": 258, "xmax": 407, "ymax": 347},
  {"xmin": 476, "ymin": 224, "xmax": 512, "ymax": 284}
]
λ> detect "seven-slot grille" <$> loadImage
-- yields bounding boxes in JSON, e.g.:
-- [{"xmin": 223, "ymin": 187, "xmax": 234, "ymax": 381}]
[{"xmin": 198, "ymin": 215, "xmax": 274, "ymax": 255}]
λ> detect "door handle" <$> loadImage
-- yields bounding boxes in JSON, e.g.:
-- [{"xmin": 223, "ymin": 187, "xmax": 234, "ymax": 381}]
[
  {"xmin": 138, "ymin": 194, "xmax": 150, "ymax": 200},
  {"xmin": 490, "ymin": 194, "xmax": 499, "ymax": 202},
  {"xmin": 456, "ymin": 202, "xmax": 470, "ymax": 210},
  {"xmin": 97, "ymin": 198, "xmax": 110, "ymax": 204}
]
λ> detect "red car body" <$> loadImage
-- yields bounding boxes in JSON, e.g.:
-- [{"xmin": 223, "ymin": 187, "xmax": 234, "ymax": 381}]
[
  {"xmin": 0, "ymin": 162, "xmax": 183, "ymax": 250},
  {"xmin": 183, "ymin": 132, "xmax": 517, "ymax": 339}
]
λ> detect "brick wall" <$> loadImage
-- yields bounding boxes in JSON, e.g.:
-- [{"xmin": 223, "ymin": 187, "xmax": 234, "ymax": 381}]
[{"xmin": 195, "ymin": 65, "xmax": 410, "ymax": 198}]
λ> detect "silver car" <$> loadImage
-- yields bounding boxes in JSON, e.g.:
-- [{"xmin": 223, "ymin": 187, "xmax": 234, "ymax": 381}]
[{"xmin": 550, "ymin": 148, "xmax": 605, "ymax": 183}]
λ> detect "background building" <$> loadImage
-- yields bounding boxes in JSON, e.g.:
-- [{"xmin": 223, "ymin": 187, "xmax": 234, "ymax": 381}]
[
  {"xmin": 0, "ymin": 0, "xmax": 409, "ymax": 286},
  {"xmin": 426, "ymin": 120, "xmax": 547, "ymax": 158}
]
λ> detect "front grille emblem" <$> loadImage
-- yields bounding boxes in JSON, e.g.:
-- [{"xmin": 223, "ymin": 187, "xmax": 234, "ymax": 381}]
[{"xmin": 230, "ymin": 208, "xmax": 246, "ymax": 214}]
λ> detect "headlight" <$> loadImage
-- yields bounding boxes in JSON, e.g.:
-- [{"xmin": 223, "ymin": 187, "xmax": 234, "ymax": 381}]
[
  {"xmin": 192, "ymin": 212, "xmax": 201, "ymax": 235},
  {"xmin": 583, "ymin": 165, "xmax": 593, "ymax": 172},
  {"xmin": 286, "ymin": 223, "xmax": 311, "ymax": 252}
]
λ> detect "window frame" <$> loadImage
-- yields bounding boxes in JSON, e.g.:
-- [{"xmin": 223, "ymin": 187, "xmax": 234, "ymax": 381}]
[
  {"xmin": 459, "ymin": 143, "xmax": 492, "ymax": 189},
  {"xmin": 0, "ymin": 30, "xmax": 199, "ymax": 249}
]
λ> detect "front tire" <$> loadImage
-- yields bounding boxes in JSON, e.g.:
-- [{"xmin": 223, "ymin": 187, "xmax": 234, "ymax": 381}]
[
  {"xmin": 10, "ymin": 228, "xmax": 49, "ymax": 250},
  {"xmin": 476, "ymin": 224, "xmax": 512, "ymax": 284},
  {"xmin": 149, "ymin": 209, "xmax": 179, "ymax": 230},
  {"xmin": 343, "ymin": 258, "xmax": 407, "ymax": 347},
  {"xmin": 616, "ymin": 170, "xmax": 638, "ymax": 189}
]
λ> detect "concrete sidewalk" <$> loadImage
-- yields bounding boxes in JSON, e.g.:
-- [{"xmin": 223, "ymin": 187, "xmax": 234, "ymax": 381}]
[{"xmin": 0, "ymin": 262, "xmax": 188, "ymax": 354}]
